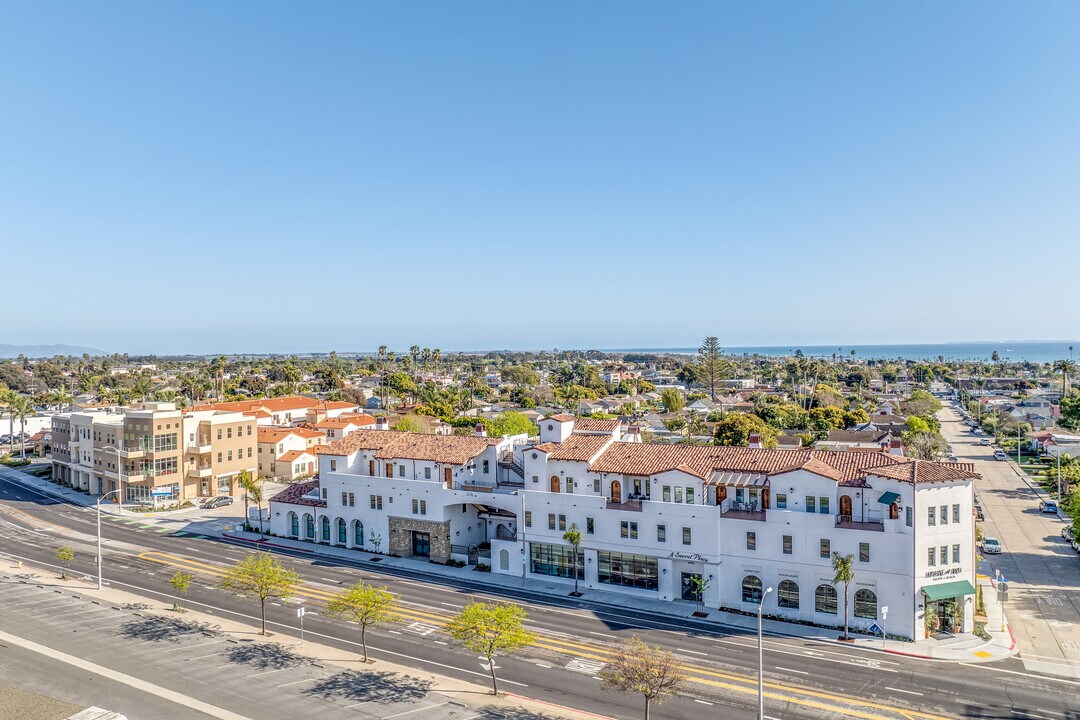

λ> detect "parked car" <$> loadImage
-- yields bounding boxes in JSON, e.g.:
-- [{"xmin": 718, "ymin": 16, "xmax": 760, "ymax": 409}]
[
  {"xmin": 1040, "ymin": 499, "xmax": 1059, "ymax": 514},
  {"xmin": 203, "ymin": 496, "xmax": 234, "ymax": 509},
  {"xmin": 982, "ymin": 537, "xmax": 1002, "ymax": 554},
  {"xmin": 980, "ymin": 437, "xmax": 992, "ymax": 446},
  {"xmin": 994, "ymin": 450, "xmax": 1008, "ymax": 461},
  {"xmin": 1063, "ymin": 526, "xmax": 1076, "ymax": 541}
]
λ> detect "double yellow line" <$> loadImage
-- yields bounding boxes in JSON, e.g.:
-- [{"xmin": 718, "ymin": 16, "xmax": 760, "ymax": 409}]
[{"xmin": 140, "ymin": 550, "xmax": 950, "ymax": 720}]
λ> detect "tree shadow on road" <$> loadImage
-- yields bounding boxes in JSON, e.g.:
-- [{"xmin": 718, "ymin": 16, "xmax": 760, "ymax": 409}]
[
  {"xmin": 117, "ymin": 615, "xmax": 219, "ymax": 643},
  {"xmin": 469, "ymin": 708, "xmax": 565, "ymax": 720},
  {"xmin": 302, "ymin": 670, "xmax": 432, "ymax": 704},
  {"xmin": 225, "ymin": 641, "xmax": 307, "ymax": 670}
]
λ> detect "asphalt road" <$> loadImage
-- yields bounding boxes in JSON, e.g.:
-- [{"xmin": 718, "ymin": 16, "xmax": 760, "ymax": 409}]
[
  {"xmin": 940, "ymin": 408, "xmax": 1080, "ymax": 680},
  {"xmin": 1, "ymin": 468, "xmax": 1079, "ymax": 720}
]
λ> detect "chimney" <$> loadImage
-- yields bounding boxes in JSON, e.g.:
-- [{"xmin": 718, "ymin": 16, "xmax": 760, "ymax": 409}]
[
  {"xmin": 880, "ymin": 441, "xmax": 890, "ymax": 453},
  {"xmin": 889, "ymin": 438, "xmax": 903, "ymax": 456},
  {"xmin": 748, "ymin": 432, "xmax": 762, "ymax": 449},
  {"xmin": 375, "ymin": 416, "xmax": 389, "ymax": 431},
  {"xmin": 475, "ymin": 423, "xmax": 488, "ymax": 437}
]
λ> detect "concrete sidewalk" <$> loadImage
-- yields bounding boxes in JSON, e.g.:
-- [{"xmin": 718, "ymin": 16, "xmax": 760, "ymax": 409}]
[{"xmin": 221, "ymin": 529, "xmax": 1019, "ymax": 664}]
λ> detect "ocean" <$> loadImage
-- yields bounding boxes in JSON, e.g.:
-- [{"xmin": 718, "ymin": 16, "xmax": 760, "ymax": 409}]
[{"xmin": 607, "ymin": 342, "xmax": 1080, "ymax": 364}]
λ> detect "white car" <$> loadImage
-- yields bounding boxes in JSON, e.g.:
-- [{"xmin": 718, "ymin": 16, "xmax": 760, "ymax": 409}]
[
  {"xmin": 980, "ymin": 437, "xmax": 991, "ymax": 446},
  {"xmin": 983, "ymin": 537, "xmax": 1002, "ymax": 554}
]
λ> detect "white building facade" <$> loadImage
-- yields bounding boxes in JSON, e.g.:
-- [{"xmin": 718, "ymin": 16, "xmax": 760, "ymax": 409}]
[{"xmin": 269, "ymin": 417, "xmax": 979, "ymax": 642}]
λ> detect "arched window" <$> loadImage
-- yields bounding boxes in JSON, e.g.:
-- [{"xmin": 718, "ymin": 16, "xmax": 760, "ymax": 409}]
[
  {"xmin": 777, "ymin": 580, "xmax": 799, "ymax": 609},
  {"xmin": 354, "ymin": 520, "xmax": 364, "ymax": 546},
  {"xmin": 304, "ymin": 513, "xmax": 314, "ymax": 539},
  {"xmin": 288, "ymin": 512, "xmax": 298, "ymax": 538},
  {"xmin": 320, "ymin": 515, "xmax": 330, "ymax": 542},
  {"xmin": 741, "ymin": 575, "xmax": 763, "ymax": 604},
  {"xmin": 854, "ymin": 589, "xmax": 878, "ymax": 619},
  {"xmin": 337, "ymin": 518, "xmax": 347, "ymax": 544},
  {"xmin": 815, "ymin": 584, "xmax": 838, "ymax": 614},
  {"xmin": 499, "ymin": 549, "xmax": 510, "ymax": 571}
]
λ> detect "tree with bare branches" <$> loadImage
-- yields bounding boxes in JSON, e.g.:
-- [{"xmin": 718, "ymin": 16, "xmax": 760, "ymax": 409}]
[{"xmin": 599, "ymin": 636, "xmax": 688, "ymax": 720}]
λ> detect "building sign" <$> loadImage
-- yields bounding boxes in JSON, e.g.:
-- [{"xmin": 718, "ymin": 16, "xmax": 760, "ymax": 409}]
[
  {"xmin": 923, "ymin": 566, "xmax": 962, "ymax": 580},
  {"xmin": 669, "ymin": 551, "xmax": 711, "ymax": 563}
]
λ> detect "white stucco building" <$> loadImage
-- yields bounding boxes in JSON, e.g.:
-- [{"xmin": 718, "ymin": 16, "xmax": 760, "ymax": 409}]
[{"xmin": 268, "ymin": 417, "xmax": 979, "ymax": 642}]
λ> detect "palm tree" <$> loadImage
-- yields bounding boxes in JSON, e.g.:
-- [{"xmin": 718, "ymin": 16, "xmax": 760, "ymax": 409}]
[
  {"xmin": 51, "ymin": 385, "xmax": 74, "ymax": 413},
  {"xmin": 10, "ymin": 394, "xmax": 35, "ymax": 459},
  {"xmin": 831, "ymin": 552, "xmax": 855, "ymax": 641},
  {"xmin": 1052, "ymin": 359, "xmax": 1076, "ymax": 398},
  {"xmin": 0, "ymin": 389, "xmax": 16, "ymax": 449},
  {"xmin": 432, "ymin": 348, "xmax": 442, "ymax": 375},
  {"xmin": 238, "ymin": 470, "xmax": 265, "ymax": 537},
  {"xmin": 131, "ymin": 374, "xmax": 154, "ymax": 402}
]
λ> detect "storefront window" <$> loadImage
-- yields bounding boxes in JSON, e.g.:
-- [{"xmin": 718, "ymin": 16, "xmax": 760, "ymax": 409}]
[
  {"xmin": 530, "ymin": 542, "xmax": 584, "ymax": 579},
  {"xmin": 854, "ymin": 589, "xmax": 877, "ymax": 618},
  {"xmin": 597, "ymin": 551, "xmax": 658, "ymax": 591}
]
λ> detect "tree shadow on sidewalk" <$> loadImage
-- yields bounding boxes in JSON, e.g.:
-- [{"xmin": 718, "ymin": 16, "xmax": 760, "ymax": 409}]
[
  {"xmin": 118, "ymin": 615, "xmax": 220, "ymax": 643},
  {"xmin": 302, "ymin": 670, "xmax": 431, "ymax": 704},
  {"xmin": 225, "ymin": 641, "xmax": 307, "ymax": 670}
]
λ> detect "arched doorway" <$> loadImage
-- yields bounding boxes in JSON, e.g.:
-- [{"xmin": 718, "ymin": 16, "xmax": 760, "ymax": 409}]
[
  {"xmin": 320, "ymin": 515, "xmax": 331, "ymax": 542},
  {"xmin": 353, "ymin": 520, "xmax": 365, "ymax": 547},
  {"xmin": 303, "ymin": 513, "xmax": 314, "ymax": 539},
  {"xmin": 610, "ymin": 479, "xmax": 621, "ymax": 502},
  {"xmin": 550, "ymin": 476, "xmax": 560, "ymax": 493},
  {"xmin": 889, "ymin": 501, "xmax": 900, "ymax": 520},
  {"xmin": 716, "ymin": 485, "xmax": 727, "ymax": 505},
  {"xmin": 288, "ymin": 512, "xmax": 298, "ymax": 538},
  {"xmin": 839, "ymin": 495, "xmax": 852, "ymax": 519},
  {"xmin": 336, "ymin": 517, "xmax": 347, "ymax": 545}
]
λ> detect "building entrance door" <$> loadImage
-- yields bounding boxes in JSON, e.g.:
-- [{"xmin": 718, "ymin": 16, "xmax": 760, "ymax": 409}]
[
  {"xmin": 412, "ymin": 531, "xmax": 431, "ymax": 558},
  {"xmin": 681, "ymin": 572, "xmax": 703, "ymax": 602}
]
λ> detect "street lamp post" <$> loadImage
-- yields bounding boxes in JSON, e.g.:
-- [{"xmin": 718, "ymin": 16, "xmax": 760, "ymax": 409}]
[
  {"xmin": 101, "ymin": 445, "xmax": 124, "ymax": 515},
  {"xmin": 757, "ymin": 585, "xmax": 773, "ymax": 720},
  {"xmin": 1057, "ymin": 453, "xmax": 1062, "ymax": 504},
  {"xmin": 517, "ymin": 490, "xmax": 527, "ymax": 587},
  {"xmin": 96, "ymin": 488, "xmax": 123, "ymax": 590}
]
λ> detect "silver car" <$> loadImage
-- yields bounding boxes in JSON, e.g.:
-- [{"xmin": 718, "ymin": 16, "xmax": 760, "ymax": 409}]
[{"xmin": 983, "ymin": 537, "xmax": 1002, "ymax": 554}]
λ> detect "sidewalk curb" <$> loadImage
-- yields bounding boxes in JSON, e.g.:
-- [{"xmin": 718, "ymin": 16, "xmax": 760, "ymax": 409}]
[{"xmin": 220, "ymin": 532, "xmax": 314, "ymax": 554}]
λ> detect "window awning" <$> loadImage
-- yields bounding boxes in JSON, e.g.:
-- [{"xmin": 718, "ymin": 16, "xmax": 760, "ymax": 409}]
[
  {"xmin": 923, "ymin": 579, "xmax": 976, "ymax": 601},
  {"xmin": 877, "ymin": 491, "xmax": 901, "ymax": 505}
]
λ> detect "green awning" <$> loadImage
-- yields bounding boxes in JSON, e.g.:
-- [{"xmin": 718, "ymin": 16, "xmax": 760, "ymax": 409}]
[
  {"xmin": 877, "ymin": 491, "xmax": 900, "ymax": 505},
  {"xmin": 923, "ymin": 579, "xmax": 977, "ymax": 601}
]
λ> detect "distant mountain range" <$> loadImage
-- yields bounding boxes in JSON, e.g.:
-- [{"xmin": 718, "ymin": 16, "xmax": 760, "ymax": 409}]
[{"xmin": 0, "ymin": 344, "xmax": 106, "ymax": 359}]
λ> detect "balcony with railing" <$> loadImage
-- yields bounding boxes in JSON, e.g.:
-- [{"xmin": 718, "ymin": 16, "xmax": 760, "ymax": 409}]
[
  {"xmin": 186, "ymin": 436, "xmax": 212, "ymax": 453},
  {"xmin": 721, "ymin": 501, "xmax": 766, "ymax": 521},
  {"xmin": 606, "ymin": 498, "xmax": 643, "ymax": 512},
  {"xmin": 456, "ymin": 482, "xmax": 517, "ymax": 495},
  {"xmin": 835, "ymin": 512, "xmax": 885, "ymax": 531},
  {"xmin": 187, "ymin": 464, "xmax": 213, "ymax": 478}
]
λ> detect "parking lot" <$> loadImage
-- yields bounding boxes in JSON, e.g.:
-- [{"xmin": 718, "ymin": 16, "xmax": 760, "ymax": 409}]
[{"xmin": 0, "ymin": 575, "xmax": 493, "ymax": 720}]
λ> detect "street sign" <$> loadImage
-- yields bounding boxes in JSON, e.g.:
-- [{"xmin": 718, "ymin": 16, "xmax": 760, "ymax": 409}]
[
  {"xmin": 998, "ymin": 582, "xmax": 1008, "ymax": 594},
  {"xmin": 297, "ymin": 607, "xmax": 306, "ymax": 618},
  {"xmin": 868, "ymin": 622, "xmax": 884, "ymax": 636}
]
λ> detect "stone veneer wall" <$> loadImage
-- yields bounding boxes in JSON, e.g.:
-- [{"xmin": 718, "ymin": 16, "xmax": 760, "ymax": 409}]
[{"xmin": 388, "ymin": 516, "xmax": 451, "ymax": 561}]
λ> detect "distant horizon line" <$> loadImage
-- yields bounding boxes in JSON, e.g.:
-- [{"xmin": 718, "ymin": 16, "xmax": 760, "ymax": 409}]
[{"xmin": 5, "ymin": 339, "xmax": 1080, "ymax": 359}]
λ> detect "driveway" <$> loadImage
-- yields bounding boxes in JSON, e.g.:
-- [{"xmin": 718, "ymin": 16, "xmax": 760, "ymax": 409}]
[{"xmin": 940, "ymin": 408, "xmax": 1080, "ymax": 678}]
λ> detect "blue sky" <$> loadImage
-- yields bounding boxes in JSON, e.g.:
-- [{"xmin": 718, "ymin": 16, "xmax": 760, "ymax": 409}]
[{"xmin": 2, "ymin": 2, "xmax": 1078, "ymax": 354}]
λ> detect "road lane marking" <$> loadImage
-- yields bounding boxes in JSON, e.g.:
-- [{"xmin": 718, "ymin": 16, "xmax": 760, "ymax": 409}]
[
  {"xmin": 276, "ymin": 676, "xmax": 323, "ymax": 688},
  {"xmin": 590, "ymin": 631, "xmax": 616, "ymax": 638},
  {"xmin": 162, "ymin": 640, "xmax": 225, "ymax": 653},
  {"xmin": 382, "ymin": 702, "xmax": 449, "ymax": 718},
  {"xmin": 677, "ymin": 648, "xmax": 708, "ymax": 656},
  {"xmin": 775, "ymin": 666, "xmax": 809, "ymax": 675},
  {"xmin": 886, "ymin": 687, "xmax": 923, "ymax": 696},
  {"xmin": 136, "ymin": 549, "xmax": 949, "ymax": 720}
]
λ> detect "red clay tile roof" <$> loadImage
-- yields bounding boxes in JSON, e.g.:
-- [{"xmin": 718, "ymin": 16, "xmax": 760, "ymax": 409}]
[
  {"xmin": 276, "ymin": 449, "xmax": 315, "ymax": 463},
  {"xmin": 573, "ymin": 418, "xmax": 621, "ymax": 433},
  {"xmin": 269, "ymin": 480, "xmax": 325, "ymax": 508},
  {"xmin": 546, "ymin": 434, "xmax": 614, "ymax": 462},
  {"xmin": 546, "ymin": 414, "xmax": 575, "ymax": 422},
  {"xmin": 587, "ymin": 444, "xmax": 973, "ymax": 485},
  {"xmin": 318, "ymin": 429, "xmax": 499, "ymax": 464}
]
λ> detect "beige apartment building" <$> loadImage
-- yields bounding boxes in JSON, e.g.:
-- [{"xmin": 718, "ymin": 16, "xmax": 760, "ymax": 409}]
[{"xmin": 51, "ymin": 402, "xmax": 257, "ymax": 503}]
